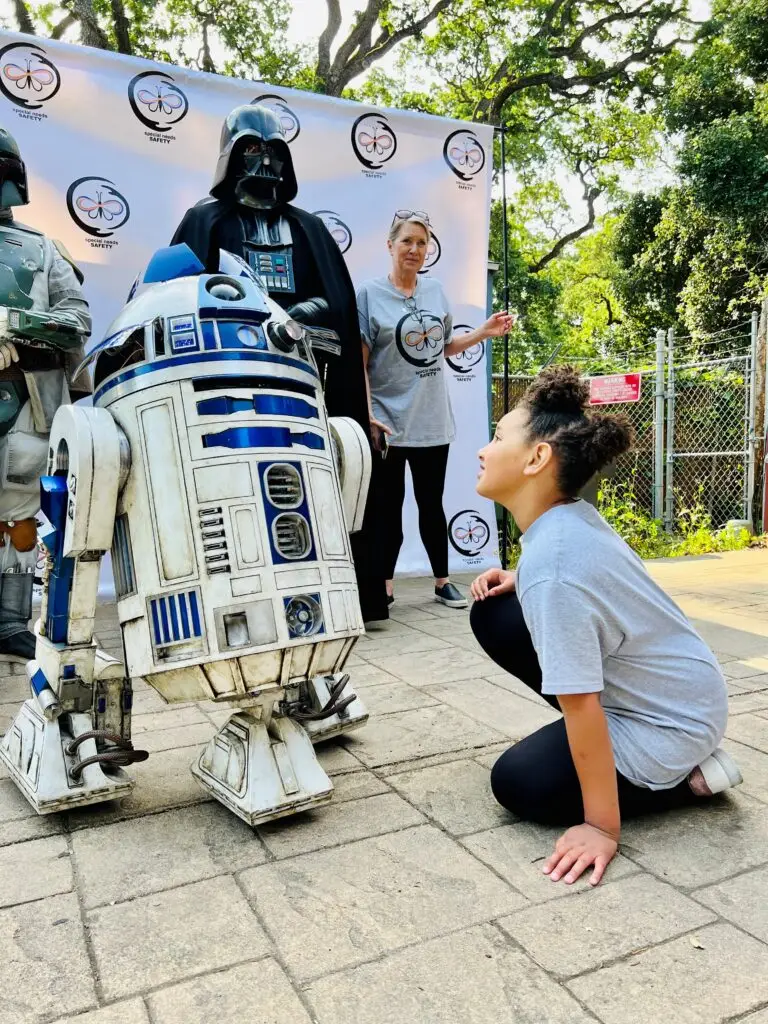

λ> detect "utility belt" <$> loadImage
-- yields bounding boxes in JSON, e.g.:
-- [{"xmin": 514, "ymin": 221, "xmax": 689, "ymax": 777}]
[
  {"xmin": 0, "ymin": 346, "xmax": 67, "ymax": 437},
  {"xmin": 0, "ymin": 377, "xmax": 29, "ymax": 437}
]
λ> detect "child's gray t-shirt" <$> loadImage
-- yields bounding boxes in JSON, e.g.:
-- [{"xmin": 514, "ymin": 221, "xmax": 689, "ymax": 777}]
[
  {"xmin": 356, "ymin": 275, "xmax": 455, "ymax": 447},
  {"xmin": 517, "ymin": 501, "xmax": 728, "ymax": 789}
]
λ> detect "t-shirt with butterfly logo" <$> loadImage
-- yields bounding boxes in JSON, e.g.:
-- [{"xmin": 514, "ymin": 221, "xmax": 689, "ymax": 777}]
[{"xmin": 356, "ymin": 275, "xmax": 455, "ymax": 447}]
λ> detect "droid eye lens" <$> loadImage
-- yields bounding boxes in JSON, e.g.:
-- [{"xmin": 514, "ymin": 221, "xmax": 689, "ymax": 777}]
[{"xmin": 205, "ymin": 276, "xmax": 245, "ymax": 301}]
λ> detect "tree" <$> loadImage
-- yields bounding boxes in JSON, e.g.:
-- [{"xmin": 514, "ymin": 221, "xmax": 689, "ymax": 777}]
[
  {"xmin": 610, "ymin": 0, "xmax": 768, "ymax": 339},
  {"xmin": 7, "ymin": 0, "xmax": 702, "ymax": 359}
]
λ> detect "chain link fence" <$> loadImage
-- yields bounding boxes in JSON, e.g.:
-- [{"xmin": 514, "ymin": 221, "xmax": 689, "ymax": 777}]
[{"xmin": 490, "ymin": 317, "xmax": 763, "ymax": 531}]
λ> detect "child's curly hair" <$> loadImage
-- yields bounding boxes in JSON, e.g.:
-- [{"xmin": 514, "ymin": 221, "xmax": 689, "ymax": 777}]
[{"xmin": 519, "ymin": 365, "xmax": 634, "ymax": 496}]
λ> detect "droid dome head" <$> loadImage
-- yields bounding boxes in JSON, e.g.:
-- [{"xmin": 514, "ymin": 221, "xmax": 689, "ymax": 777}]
[
  {"xmin": 211, "ymin": 104, "xmax": 298, "ymax": 209},
  {"xmin": 78, "ymin": 245, "xmax": 314, "ymax": 399},
  {"xmin": 0, "ymin": 127, "xmax": 28, "ymax": 209}
]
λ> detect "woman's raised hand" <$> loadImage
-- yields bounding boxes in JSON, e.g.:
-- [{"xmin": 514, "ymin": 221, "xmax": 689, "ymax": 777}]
[
  {"xmin": 482, "ymin": 311, "xmax": 516, "ymax": 339},
  {"xmin": 470, "ymin": 567, "xmax": 516, "ymax": 601}
]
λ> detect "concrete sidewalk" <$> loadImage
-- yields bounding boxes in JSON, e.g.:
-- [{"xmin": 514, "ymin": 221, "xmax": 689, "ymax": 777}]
[{"xmin": 1, "ymin": 549, "xmax": 768, "ymax": 1023}]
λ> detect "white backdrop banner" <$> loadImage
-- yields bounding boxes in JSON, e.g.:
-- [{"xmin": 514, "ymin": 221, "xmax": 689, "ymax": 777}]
[{"xmin": 0, "ymin": 32, "xmax": 499, "ymax": 577}]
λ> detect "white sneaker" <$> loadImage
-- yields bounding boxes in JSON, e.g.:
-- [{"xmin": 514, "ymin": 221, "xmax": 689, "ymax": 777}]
[{"xmin": 694, "ymin": 748, "xmax": 743, "ymax": 795}]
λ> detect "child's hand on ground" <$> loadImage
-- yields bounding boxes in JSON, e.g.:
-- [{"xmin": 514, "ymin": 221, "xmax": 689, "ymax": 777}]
[
  {"xmin": 543, "ymin": 823, "xmax": 618, "ymax": 886},
  {"xmin": 470, "ymin": 568, "xmax": 516, "ymax": 601}
]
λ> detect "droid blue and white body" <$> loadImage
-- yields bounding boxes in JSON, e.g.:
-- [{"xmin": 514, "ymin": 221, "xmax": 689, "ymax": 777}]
[{"xmin": 0, "ymin": 245, "xmax": 371, "ymax": 825}]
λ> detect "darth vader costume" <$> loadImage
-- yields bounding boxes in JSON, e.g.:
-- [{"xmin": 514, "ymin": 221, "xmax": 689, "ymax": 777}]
[{"xmin": 171, "ymin": 104, "xmax": 388, "ymax": 622}]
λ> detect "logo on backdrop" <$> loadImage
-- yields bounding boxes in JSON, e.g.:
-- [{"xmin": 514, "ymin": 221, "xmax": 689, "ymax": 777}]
[
  {"xmin": 418, "ymin": 231, "xmax": 442, "ymax": 274},
  {"xmin": 446, "ymin": 326, "xmax": 484, "ymax": 377},
  {"xmin": 313, "ymin": 210, "xmax": 352, "ymax": 253},
  {"xmin": 66, "ymin": 177, "xmax": 130, "ymax": 246},
  {"xmin": 0, "ymin": 43, "xmax": 61, "ymax": 117},
  {"xmin": 443, "ymin": 129, "xmax": 485, "ymax": 187},
  {"xmin": 351, "ymin": 112, "xmax": 397, "ymax": 175},
  {"xmin": 449, "ymin": 509, "xmax": 491, "ymax": 558},
  {"xmin": 252, "ymin": 94, "xmax": 301, "ymax": 143},
  {"xmin": 395, "ymin": 309, "xmax": 445, "ymax": 371},
  {"xmin": 128, "ymin": 71, "xmax": 188, "ymax": 139}
]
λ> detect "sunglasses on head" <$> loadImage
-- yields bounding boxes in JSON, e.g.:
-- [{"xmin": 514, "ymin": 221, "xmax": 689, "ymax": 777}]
[{"xmin": 392, "ymin": 209, "xmax": 430, "ymax": 226}]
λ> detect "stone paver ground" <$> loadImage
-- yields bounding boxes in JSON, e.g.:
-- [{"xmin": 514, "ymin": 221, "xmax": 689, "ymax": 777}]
[{"xmin": 2, "ymin": 549, "xmax": 768, "ymax": 1023}]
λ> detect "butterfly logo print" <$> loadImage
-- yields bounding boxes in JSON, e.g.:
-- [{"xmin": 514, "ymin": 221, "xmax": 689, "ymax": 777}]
[
  {"xmin": 443, "ymin": 129, "xmax": 486, "ymax": 182},
  {"xmin": 128, "ymin": 71, "xmax": 189, "ymax": 132},
  {"xmin": 67, "ymin": 177, "xmax": 131, "ymax": 238},
  {"xmin": 0, "ymin": 43, "xmax": 61, "ymax": 109},
  {"xmin": 448, "ymin": 510, "xmax": 491, "ymax": 557},
  {"xmin": 4, "ymin": 60, "xmax": 54, "ymax": 93},
  {"xmin": 351, "ymin": 113, "xmax": 398, "ymax": 170},
  {"xmin": 137, "ymin": 84, "xmax": 183, "ymax": 117},
  {"xmin": 76, "ymin": 191, "xmax": 126, "ymax": 223}
]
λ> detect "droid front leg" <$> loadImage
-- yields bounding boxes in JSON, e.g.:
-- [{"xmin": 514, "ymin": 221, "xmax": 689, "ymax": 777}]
[
  {"xmin": 0, "ymin": 406, "xmax": 148, "ymax": 813},
  {"xmin": 283, "ymin": 672, "xmax": 369, "ymax": 745}
]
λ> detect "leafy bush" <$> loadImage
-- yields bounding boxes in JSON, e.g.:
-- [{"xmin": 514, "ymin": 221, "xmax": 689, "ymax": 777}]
[
  {"xmin": 598, "ymin": 477, "xmax": 755, "ymax": 557},
  {"xmin": 496, "ymin": 475, "xmax": 761, "ymax": 567}
]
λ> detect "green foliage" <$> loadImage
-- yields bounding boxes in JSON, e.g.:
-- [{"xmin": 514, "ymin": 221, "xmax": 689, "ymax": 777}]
[
  {"xmin": 597, "ymin": 477, "xmax": 755, "ymax": 558},
  {"xmin": 610, "ymin": 0, "xmax": 768, "ymax": 338}
]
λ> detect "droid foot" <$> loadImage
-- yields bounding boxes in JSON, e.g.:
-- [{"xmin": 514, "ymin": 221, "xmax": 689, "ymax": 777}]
[
  {"xmin": 191, "ymin": 710, "xmax": 334, "ymax": 826},
  {"xmin": 288, "ymin": 673, "xmax": 369, "ymax": 745},
  {"xmin": 0, "ymin": 702, "xmax": 139, "ymax": 813}
]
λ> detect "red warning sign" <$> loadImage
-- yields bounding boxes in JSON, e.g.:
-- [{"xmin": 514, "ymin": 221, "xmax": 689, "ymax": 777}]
[{"xmin": 589, "ymin": 373, "xmax": 642, "ymax": 406}]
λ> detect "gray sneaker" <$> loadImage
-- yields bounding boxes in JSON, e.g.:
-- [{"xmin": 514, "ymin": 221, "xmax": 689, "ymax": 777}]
[{"xmin": 434, "ymin": 582, "xmax": 468, "ymax": 608}]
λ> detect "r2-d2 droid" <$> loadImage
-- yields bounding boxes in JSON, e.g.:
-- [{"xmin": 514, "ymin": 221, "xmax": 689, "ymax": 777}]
[{"xmin": 0, "ymin": 244, "xmax": 370, "ymax": 825}]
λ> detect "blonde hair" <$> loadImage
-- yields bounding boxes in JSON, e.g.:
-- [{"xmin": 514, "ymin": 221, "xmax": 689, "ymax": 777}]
[{"xmin": 388, "ymin": 215, "xmax": 431, "ymax": 244}]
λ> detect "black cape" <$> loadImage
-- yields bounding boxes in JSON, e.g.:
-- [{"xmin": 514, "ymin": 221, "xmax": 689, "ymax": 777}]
[{"xmin": 171, "ymin": 196, "xmax": 388, "ymax": 622}]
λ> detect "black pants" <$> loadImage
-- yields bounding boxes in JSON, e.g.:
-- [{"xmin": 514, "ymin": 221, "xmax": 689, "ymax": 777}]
[
  {"xmin": 470, "ymin": 592, "xmax": 698, "ymax": 825},
  {"xmin": 378, "ymin": 444, "xmax": 450, "ymax": 580}
]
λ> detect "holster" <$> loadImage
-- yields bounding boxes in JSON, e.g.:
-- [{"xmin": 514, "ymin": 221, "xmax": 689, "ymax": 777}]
[{"xmin": 0, "ymin": 518, "xmax": 37, "ymax": 552}]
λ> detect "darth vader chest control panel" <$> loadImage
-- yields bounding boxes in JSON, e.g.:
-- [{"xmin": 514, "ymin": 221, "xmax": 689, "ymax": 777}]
[{"xmin": 246, "ymin": 247, "xmax": 295, "ymax": 294}]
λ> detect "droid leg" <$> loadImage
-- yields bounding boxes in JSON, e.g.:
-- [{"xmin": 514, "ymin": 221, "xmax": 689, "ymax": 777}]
[
  {"xmin": 0, "ymin": 406, "xmax": 148, "ymax": 812},
  {"xmin": 191, "ymin": 702, "xmax": 333, "ymax": 827},
  {"xmin": 284, "ymin": 673, "xmax": 369, "ymax": 745},
  {"xmin": 282, "ymin": 415, "xmax": 372, "ymax": 744}
]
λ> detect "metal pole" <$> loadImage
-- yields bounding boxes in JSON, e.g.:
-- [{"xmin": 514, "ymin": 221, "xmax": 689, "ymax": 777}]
[
  {"xmin": 653, "ymin": 329, "xmax": 665, "ymax": 520},
  {"xmin": 664, "ymin": 327, "xmax": 676, "ymax": 532},
  {"xmin": 498, "ymin": 125, "xmax": 511, "ymax": 568},
  {"xmin": 745, "ymin": 309, "xmax": 759, "ymax": 524}
]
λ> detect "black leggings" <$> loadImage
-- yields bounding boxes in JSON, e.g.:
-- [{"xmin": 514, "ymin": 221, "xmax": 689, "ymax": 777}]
[
  {"xmin": 470, "ymin": 592, "xmax": 699, "ymax": 825},
  {"xmin": 378, "ymin": 444, "xmax": 450, "ymax": 580}
]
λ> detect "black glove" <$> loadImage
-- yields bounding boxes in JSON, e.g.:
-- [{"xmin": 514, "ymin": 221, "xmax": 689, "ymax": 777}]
[{"xmin": 286, "ymin": 297, "xmax": 330, "ymax": 328}]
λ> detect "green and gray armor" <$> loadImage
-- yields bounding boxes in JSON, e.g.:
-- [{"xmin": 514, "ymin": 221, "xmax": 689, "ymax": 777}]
[{"xmin": 0, "ymin": 126, "xmax": 91, "ymax": 653}]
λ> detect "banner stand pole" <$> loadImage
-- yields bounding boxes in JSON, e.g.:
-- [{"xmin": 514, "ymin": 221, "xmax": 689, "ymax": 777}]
[{"xmin": 497, "ymin": 125, "xmax": 511, "ymax": 569}]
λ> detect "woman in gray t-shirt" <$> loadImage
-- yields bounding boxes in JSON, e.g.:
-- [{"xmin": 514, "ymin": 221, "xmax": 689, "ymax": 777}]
[
  {"xmin": 357, "ymin": 212, "xmax": 512, "ymax": 609},
  {"xmin": 469, "ymin": 365, "xmax": 741, "ymax": 888}
]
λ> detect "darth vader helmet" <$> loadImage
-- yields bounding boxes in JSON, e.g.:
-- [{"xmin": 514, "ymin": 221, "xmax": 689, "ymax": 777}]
[
  {"xmin": 211, "ymin": 104, "xmax": 298, "ymax": 208},
  {"xmin": 0, "ymin": 128, "xmax": 28, "ymax": 209}
]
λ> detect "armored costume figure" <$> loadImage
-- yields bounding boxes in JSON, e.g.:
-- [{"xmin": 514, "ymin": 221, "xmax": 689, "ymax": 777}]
[
  {"xmin": 171, "ymin": 105, "xmax": 387, "ymax": 623},
  {"xmin": 0, "ymin": 127, "xmax": 90, "ymax": 661},
  {"xmin": 0, "ymin": 244, "xmax": 371, "ymax": 824}
]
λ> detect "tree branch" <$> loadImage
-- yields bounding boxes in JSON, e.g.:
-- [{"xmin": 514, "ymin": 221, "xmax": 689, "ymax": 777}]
[
  {"xmin": 62, "ymin": 0, "xmax": 111, "ymax": 49},
  {"xmin": 317, "ymin": 0, "xmax": 343, "ymax": 87},
  {"xmin": 547, "ymin": 0, "xmax": 655, "ymax": 58},
  {"xmin": 332, "ymin": 0, "xmax": 384, "ymax": 77},
  {"xmin": 325, "ymin": 0, "xmax": 456, "ymax": 95},
  {"xmin": 199, "ymin": 19, "xmax": 216, "ymax": 73},
  {"xmin": 51, "ymin": 12, "xmax": 77, "ymax": 38},
  {"xmin": 480, "ymin": 29, "xmax": 685, "ymax": 122},
  {"xmin": 600, "ymin": 293, "xmax": 621, "ymax": 325},
  {"xmin": 110, "ymin": 0, "xmax": 132, "ymax": 54},
  {"xmin": 529, "ymin": 166, "xmax": 601, "ymax": 272},
  {"xmin": 12, "ymin": 0, "xmax": 35, "ymax": 35}
]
